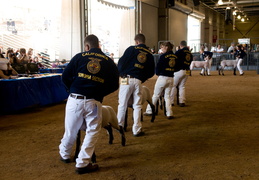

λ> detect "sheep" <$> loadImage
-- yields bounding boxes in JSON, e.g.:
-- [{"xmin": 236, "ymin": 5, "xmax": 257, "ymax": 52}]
[
  {"xmin": 218, "ymin": 58, "xmax": 238, "ymax": 75},
  {"xmin": 124, "ymin": 85, "xmax": 155, "ymax": 131},
  {"xmin": 190, "ymin": 58, "xmax": 209, "ymax": 76},
  {"xmin": 75, "ymin": 105, "xmax": 126, "ymax": 163}
]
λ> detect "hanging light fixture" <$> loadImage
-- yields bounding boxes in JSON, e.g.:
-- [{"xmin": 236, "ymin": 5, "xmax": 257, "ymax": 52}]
[
  {"xmin": 241, "ymin": 18, "xmax": 245, "ymax": 22},
  {"xmin": 218, "ymin": 0, "xmax": 223, "ymax": 5},
  {"xmin": 237, "ymin": 14, "xmax": 241, "ymax": 19}
]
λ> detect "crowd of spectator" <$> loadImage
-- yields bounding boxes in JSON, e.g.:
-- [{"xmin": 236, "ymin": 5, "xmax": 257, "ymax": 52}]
[{"xmin": 0, "ymin": 47, "xmax": 69, "ymax": 79}]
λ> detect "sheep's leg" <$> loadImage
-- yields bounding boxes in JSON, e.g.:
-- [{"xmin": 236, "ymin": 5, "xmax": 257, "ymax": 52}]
[
  {"xmin": 155, "ymin": 100, "xmax": 159, "ymax": 115},
  {"xmin": 104, "ymin": 125, "xmax": 114, "ymax": 144},
  {"xmin": 91, "ymin": 151, "xmax": 96, "ymax": 163},
  {"xmin": 74, "ymin": 130, "xmax": 81, "ymax": 161},
  {"xmin": 141, "ymin": 109, "xmax": 143, "ymax": 122},
  {"xmin": 176, "ymin": 86, "xmax": 179, "ymax": 105},
  {"xmin": 119, "ymin": 125, "xmax": 126, "ymax": 146},
  {"xmin": 159, "ymin": 96, "xmax": 163, "ymax": 110},
  {"xmin": 147, "ymin": 100, "xmax": 156, "ymax": 122}
]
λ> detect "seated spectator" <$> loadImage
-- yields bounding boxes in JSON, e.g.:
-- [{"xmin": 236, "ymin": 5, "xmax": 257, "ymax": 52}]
[
  {"xmin": 52, "ymin": 59, "xmax": 61, "ymax": 68},
  {"xmin": 0, "ymin": 48, "xmax": 5, "ymax": 58},
  {"xmin": 227, "ymin": 42, "xmax": 236, "ymax": 59},
  {"xmin": 32, "ymin": 56, "xmax": 44, "ymax": 69},
  {"xmin": 6, "ymin": 49, "xmax": 20, "ymax": 65},
  {"xmin": 109, "ymin": 53, "xmax": 114, "ymax": 61},
  {"xmin": 0, "ymin": 58, "xmax": 18, "ymax": 79},
  {"xmin": 58, "ymin": 59, "xmax": 69, "ymax": 68},
  {"xmin": 17, "ymin": 48, "xmax": 30, "ymax": 64},
  {"xmin": 27, "ymin": 48, "xmax": 34, "ymax": 62},
  {"xmin": 227, "ymin": 42, "xmax": 236, "ymax": 54}
]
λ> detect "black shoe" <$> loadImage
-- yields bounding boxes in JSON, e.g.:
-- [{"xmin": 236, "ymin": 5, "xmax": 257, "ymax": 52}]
[
  {"xmin": 76, "ymin": 163, "xmax": 99, "ymax": 174},
  {"xmin": 240, "ymin": 73, "xmax": 244, "ymax": 76},
  {"xmin": 171, "ymin": 104, "xmax": 174, "ymax": 106},
  {"xmin": 133, "ymin": 131, "xmax": 145, "ymax": 137},
  {"xmin": 200, "ymin": 73, "xmax": 203, "ymax": 76},
  {"xmin": 179, "ymin": 103, "xmax": 185, "ymax": 107},
  {"xmin": 167, "ymin": 116, "xmax": 174, "ymax": 119},
  {"xmin": 60, "ymin": 157, "xmax": 71, "ymax": 163}
]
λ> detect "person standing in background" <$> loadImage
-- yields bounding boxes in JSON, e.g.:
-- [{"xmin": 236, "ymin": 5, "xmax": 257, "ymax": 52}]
[{"xmin": 235, "ymin": 44, "xmax": 246, "ymax": 76}]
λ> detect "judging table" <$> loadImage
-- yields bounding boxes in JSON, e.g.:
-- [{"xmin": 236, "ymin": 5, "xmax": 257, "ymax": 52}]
[{"xmin": 0, "ymin": 74, "xmax": 69, "ymax": 113}]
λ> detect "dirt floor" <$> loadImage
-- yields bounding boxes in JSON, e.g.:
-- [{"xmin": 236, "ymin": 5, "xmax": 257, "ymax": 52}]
[{"xmin": 0, "ymin": 70, "xmax": 259, "ymax": 180}]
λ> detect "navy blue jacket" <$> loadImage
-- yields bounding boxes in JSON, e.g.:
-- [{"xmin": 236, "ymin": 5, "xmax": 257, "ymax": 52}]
[
  {"xmin": 174, "ymin": 47, "xmax": 193, "ymax": 72},
  {"xmin": 235, "ymin": 49, "xmax": 246, "ymax": 59},
  {"xmin": 202, "ymin": 51, "xmax": 213, "ymax": 59},
  {"xmin": 156, "ymin": 51, "xmax": 177, "ymax": 77},
  {"xmin": 117, "ymin": 44, "xmax": 155, "ymax": 83},
  {"xmin": 62, "ymin": 48, "xmax": 119, "ymax": 102}
]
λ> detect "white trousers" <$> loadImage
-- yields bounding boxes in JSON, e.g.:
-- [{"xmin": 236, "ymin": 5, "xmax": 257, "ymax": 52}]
[
  {"xmin": 237, "ymin": 58, "xmax": 243, "ymax": 74},
  {"xmin": 59, "ymin": 96, "xmax": 102, "ymax": 168},
  {"xmin": 117, "ymin": 78, "xmax": 142, "ymax": 135},
  {"xmin": 201, "ymin": 58, "xmax": 212, "ymax": 75},
  {"xmin": 170, "ymin": 70, "xmax": 188, "ymax": 104},
  {"xmin": 145, "ymin": 75, "xmax": 173, "ymax": 116}
]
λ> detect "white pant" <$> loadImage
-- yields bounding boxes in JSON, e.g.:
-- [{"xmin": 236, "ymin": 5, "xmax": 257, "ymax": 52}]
[
  {"xmin": 117, "ymin": 78, "xmax": 142, "ymax": 135},
  {"xmin": 237, "ymin": 58, "xmax": 243, "ymax": 74},
  {"xmin": 170, "ymin": 70, "xmax": 188, "ymax": 104},
  {"xmin": 201, "ymin": 58, "xmax": 212, "ymax": 75},
  {"xmin": 59, "ymin": 96, "xmax": 102, "ymax": 168},
  {"xmin": 145, "ymin": 75, "xmax": 173, "ymax": 116}
]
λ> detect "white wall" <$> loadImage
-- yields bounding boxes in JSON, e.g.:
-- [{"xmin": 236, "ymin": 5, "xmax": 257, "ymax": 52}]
[
  {"xmin": 60, "ymin": 0, "xmax": 82, "ymax": 60},
  {"xmin": 168, "ymin": 9, "xmax": 188, "ymax": 47},
  {"xmin": 141, "ymin": 2, "xmax": 159, "ymax": 51}
]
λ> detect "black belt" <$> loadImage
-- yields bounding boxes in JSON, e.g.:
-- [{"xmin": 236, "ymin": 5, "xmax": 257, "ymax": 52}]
[{"xmin": 70, "ymin": 94, "xmax": 86, "ymax": 99}]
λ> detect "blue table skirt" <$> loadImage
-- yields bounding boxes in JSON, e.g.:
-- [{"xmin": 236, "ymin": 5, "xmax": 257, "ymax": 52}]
[
  {"xmin": 39, "ymin": 68, "xmax": 64, "ymax": 73},
  {"xmin": 0, "ymin": 75, "xmax": 69, "ymax": 113}
]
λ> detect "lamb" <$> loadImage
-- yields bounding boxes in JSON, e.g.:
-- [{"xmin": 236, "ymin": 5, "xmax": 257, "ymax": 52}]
[
  {"xmin": 190, "ymin": 58, "xmax": 209, "ymax": 76},
  {"xmin": 75, "ymin": 105, "xmax": 125, "ymax": 163},
  {"xmin": 218, "ymin": 58, "xmax": 238, "ymax": 75},
  {"xmin": 124, "ymin": 85, "xmax": 155, "ymax": 131}
]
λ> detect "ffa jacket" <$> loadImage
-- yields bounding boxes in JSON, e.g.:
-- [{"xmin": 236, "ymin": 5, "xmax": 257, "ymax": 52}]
[
  {"xmin": 62, "ymin": 48, "xmax": 119, "ymax": 102},
  {"xmin": 174, "ymin": 47, "xmax": 193, "ymax": 72},
  {"xmin": 117, "ymin": 44, "xmax": 155, "ymax": 83},
  {"xmin": 156, "ymin": 51, "xmax": 177, "ymax": 77}
]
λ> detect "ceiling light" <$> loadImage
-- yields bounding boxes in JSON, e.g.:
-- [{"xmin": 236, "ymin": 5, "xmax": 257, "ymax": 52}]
[
  {"xmin": 226, "ymin": 6, "xmax": 230, "ymax": 9},
  {"xmin": 237, "ymin": 15, "xmax": 241, "ymax": 19},
  {"xmin": 218, "ymin": 0, "xmax": 223, "ymax": 5},
  {"xmin": 241, "ymin": 18, "xmax": 245, "ymax": 22}
]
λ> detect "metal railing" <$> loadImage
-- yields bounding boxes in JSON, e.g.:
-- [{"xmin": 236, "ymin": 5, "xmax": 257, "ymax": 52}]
[{"xmin": 192, "ymin": 52, "xmax": 259, "ymax": 73}]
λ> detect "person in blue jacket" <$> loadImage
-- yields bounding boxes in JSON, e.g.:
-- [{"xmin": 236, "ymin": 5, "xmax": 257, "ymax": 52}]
[
  {"xmin": 235, "ymin": 44, "xmax": 246, "ymax": 75},
  {"xmin": 200, "ymin": 48, "xmax": 213, "ymax": 76},
  {"xmin": 117, "ymin": 34, "xmax": 155, "ymax": 137},
  {"xmin": 170, "ymin": 40, "xmax": 193, "ymax": 107},
  {"xmin": 144, "ymin": 41, "xmax": 177, "ymax": 119},
  {"xmin": 59, "ymin": 34, "xmax": 119, "ymax": 174}
]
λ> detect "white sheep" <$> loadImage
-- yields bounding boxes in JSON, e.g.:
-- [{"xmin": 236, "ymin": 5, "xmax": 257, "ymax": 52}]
[
  {"xmin": 218, "ymin": 58, "xmax": 238, "ymax": 75},
  {"xmin": 124, "ymin": 85, "xmax": 155, "ymax": 131},
  {"xmin": 190, "ymin": 58, "xmax": 209, "ymax": 76},
  {"xmin": 75, "ymin": 105, "xmax": 126, "ymax": 163}
]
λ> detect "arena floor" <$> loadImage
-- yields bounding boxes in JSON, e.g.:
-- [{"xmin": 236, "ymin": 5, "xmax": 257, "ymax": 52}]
[{"xmin": 1, "ymin": 70, "xmax": 259, "ymax": 180}]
